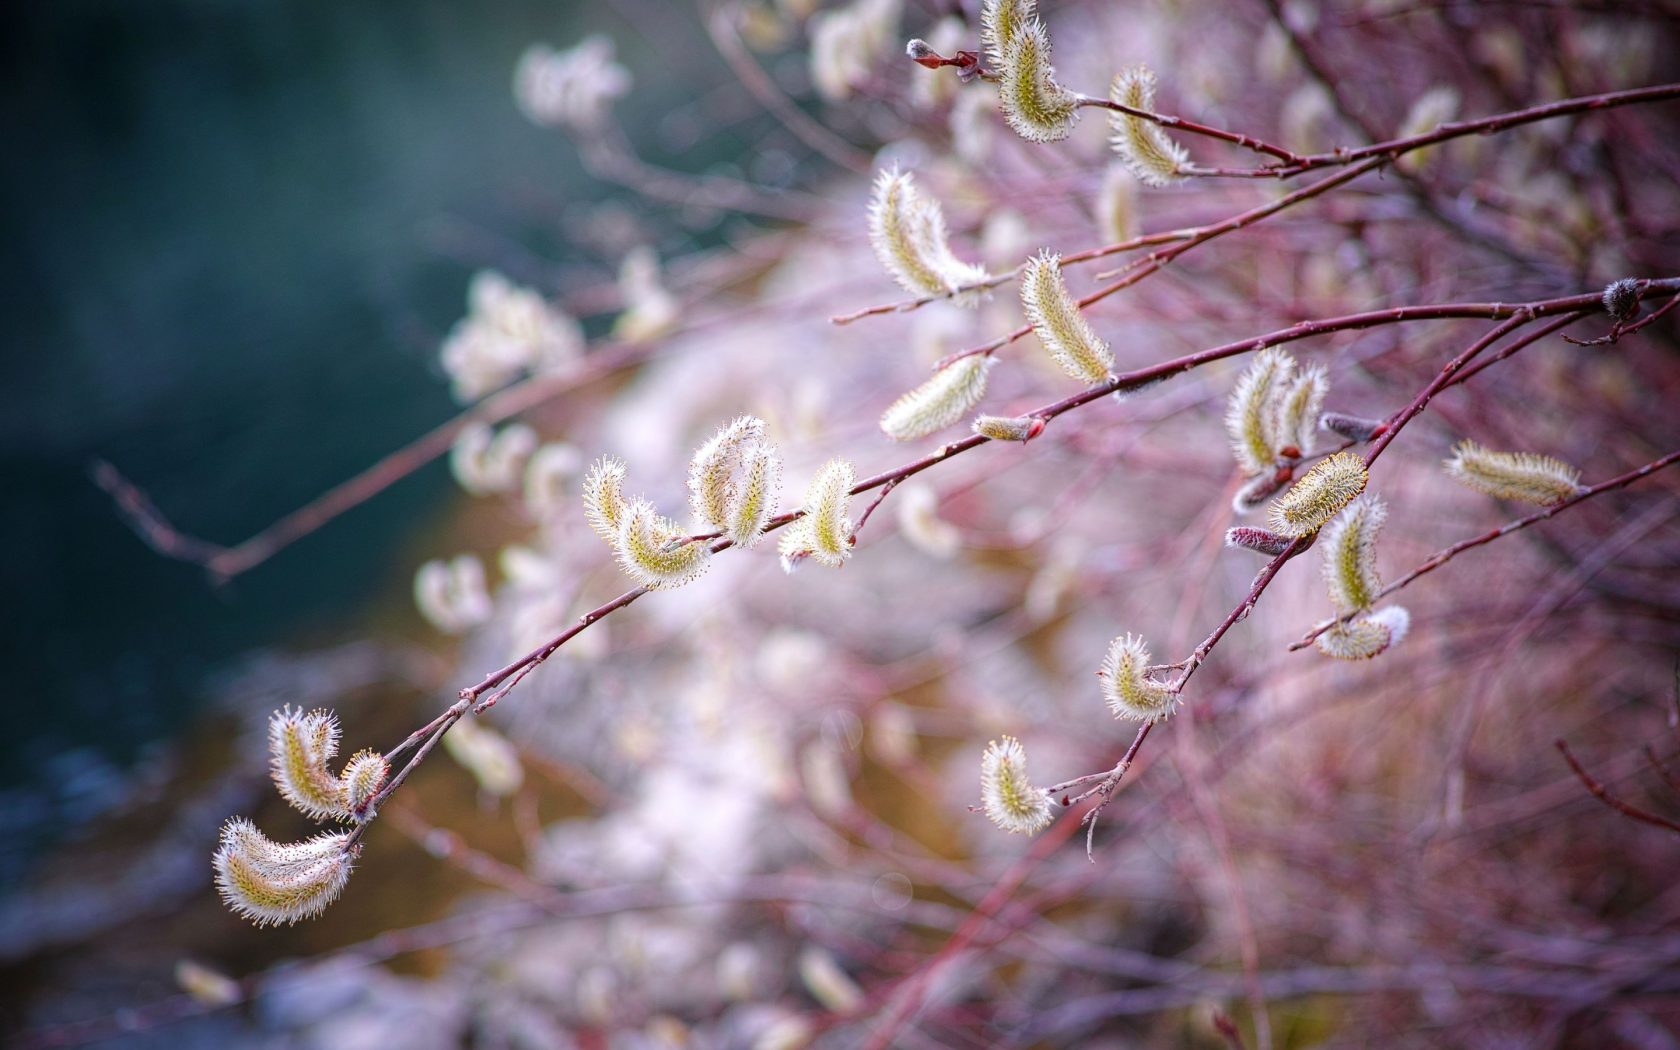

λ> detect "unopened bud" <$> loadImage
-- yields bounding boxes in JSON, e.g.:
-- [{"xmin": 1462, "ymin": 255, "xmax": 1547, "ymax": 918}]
[
  {"xmin": 1319, "ymin": 412, "xmax": 1385, "ymax": 443},
  {"xmin": 1224, "ymin": 527, "xmax": 1293, "ymax": 556},
  {"xmin": 1603, "ymin": 278, "xmax": 1640, "ymax": 322}
]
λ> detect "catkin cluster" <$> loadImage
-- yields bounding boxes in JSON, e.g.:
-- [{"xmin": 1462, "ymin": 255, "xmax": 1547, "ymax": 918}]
[
  {"xmin": 984, "ymin": 0, "xmax": 1079, "ymax": 143},
  {"xmin": 214, "ymin": 707, "xmax": 389, "ymax": 925},
  {"xmin": 1225, "ymin": 347, "xmax": 1331, "ymax": 512}
]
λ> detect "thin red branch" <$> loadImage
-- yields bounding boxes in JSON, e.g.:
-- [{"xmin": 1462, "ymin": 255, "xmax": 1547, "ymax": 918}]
[{"xmin": 1555, "ymin": 739, "xmax": 1680, "ymax": 835}]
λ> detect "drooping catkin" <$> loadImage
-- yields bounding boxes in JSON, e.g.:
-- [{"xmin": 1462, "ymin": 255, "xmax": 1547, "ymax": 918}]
[
  {"xmin": 1443, "ymin": 440, "xmax": 1583, "ymax": 505},
  {"xmin": 1268, "ymin": 451, "xmax": 1368, "ymax": 536},
  {"xmin": 1225, "ymin": 348, "xmax": 1295, "ymax": 477},
  {"xmin": 214, "ymin": 820, "xmax": 355, "ymax": 926},
  {"xmin": 980, "ymin": 736, "xmax": 1054, "ymax": 834},
  {"xmin": 1098, "ymin": 634, "xmax": 1178, "ymax": 723},
  {"xmin": 1320, "ymin": 494, "xmax": 1386, "ymax": 613},
  {"xmin": 1316, "ymin": 605, "xmax": 1410, "ymax": 660},
  {"xmin": 269, "ymin": 708, "xmax": 348, "ymax": 822},
  {"xmin": 778, "ymin": 459, "xmax": 858, "ymax": 570},
  {"xmin": 867, "ymin": 167, "xmax": 989, "ymax": 302},
  {"xmin": 880, "ymin": 356, "xmax": 996, "ymax": 440},
  {"xmin": 996, "ymin": 20, "xmax": 1079, "ymax": 143},
  {"xmin": 614, "ymin": 498, "xmax": 712, "ymax": 589},
  {"xmin": 1107, "ymin": 66, "xmax": 1189, "ymax": 187},
  {"xmin": 1020, "ymin": 250, "xmax": 1113, "ymax": 384},
  {"xmin": 583, "ymin": 457, "xmax": 629, "ymax": 539},
  {"xmin": 972, "ymin": 414, "xmax": 1045, "ymax": 442}
]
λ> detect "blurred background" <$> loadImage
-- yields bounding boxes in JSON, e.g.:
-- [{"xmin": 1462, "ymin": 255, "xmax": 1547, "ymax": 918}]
[{"xmin": 3, "ymin": 1, "xmax": 1679, "ymax": 1048}]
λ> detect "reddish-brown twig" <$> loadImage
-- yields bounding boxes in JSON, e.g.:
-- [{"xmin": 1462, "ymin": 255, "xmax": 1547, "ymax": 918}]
[{"xmin": 1555, "ymin": 739, "xmax": 1680, "ymax": 835}]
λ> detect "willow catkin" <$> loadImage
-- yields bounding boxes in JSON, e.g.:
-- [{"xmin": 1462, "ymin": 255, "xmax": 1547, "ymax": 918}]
[
  {"xmin": 980, "ymin": 736, "xmax": 1054, "ymax": 834},
  {"xmin": 1443, "ymin": 440, "xmax": 1583, "ymax": 505},
  {"xmin": 779, "ymin": 459, "xmax": 858, "ymax": 570},
  {"xmin": 1316, "ymin": 606, "xmax": 1410, "ymax": 660},
  {"xmin": 1107, "ymin": 66, "xmax": 1188, "ymax": 187},
  {"xmin": 1020, "ymin": 250, "xmax": 1113, "ymax": 384},
  {"xmin": 1320, "ymin": 494, "xmax": 1386, "ymax": 612},
  {"xmin": 213, "ymin": 820, "xmax": 355, "ymax": 926},
  {"xmin": 1269, "ymin": 452, "xmax": 1368, "ymax": 536},
  {"xmin": 613, "ymin": 498, "xmax": 712, "ymax": 589},
  {"xmin": 997, "ymin": 20, "xmax": 1079, "ymax": 143},
  {"xmin": 1098, "ymin": 634, "xmax": 1178, "ymax": 723},
  {"xmin": 583, "ymin": 456, "xmax": 629, "ymax": 539},
  {"xmin": 867, "ymin": 167, "xmax": 988, "ymax": 302},
  {"xmin": 880, "ymin": 356, "xmax": 996, "ymax": 440}
]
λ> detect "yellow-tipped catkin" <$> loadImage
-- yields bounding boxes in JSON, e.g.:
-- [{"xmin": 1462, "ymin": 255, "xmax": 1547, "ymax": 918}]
[
  {"xmin": 867, "ymin": 167, "xmax": 989, "ymax": 302},
  {"xmin": 1316, "ymin": 605, "xmax": 1410, "ymax": 660},
  {"xmin": 728, "ymin": 443, "xmax": 782, "ymax": 549},
  {"xmin": 980, "ymin": 0, "xmax": 1035, "ymax": 70},
  {"xmin": 1443, "ymin": 441, "xmax": 1583, "ymax": 505},
  {"xmin": 339, "ymin": 750, "xmax": 389, "ymax": 821},
  {"xmin": 1098, "ymin": 634, "xmax": 1178, "ymax": 723},
  {"xmin": 1268, "ymin": 452, "xmax": 1368, "ymax": 536},
  {"xmin": 269, "ymin": 708, "xmax": 349, "ymax": 822},
  {"xmin": 1021, "ymin": 250, "xmax": 1113, "ymax": 384},
  {"xmin": 1225, "ymin": 348, "xmax": 1295, "ymax": 477},
  {"xmin": 213, "ymin": 820, "xmax": 355, "ymax": 927},
  {"xmin": 880, "ymin": 356, "xmax": 996, "ymax": 440},
  {"xmin": 997, "ymin": 20, "xmax": 1078, "ymax": 143},
  {"xmin": 1320, "ymin": 494, "xmax": 1386, "ymax": 613},
  {"xmin": 1107, "ymin": 66, "xmax": 1189, "ymax": 187},
  {"xmin": 613, "ymin": 498, "xmax": 711, "ymax": 589},
  {"xmin": 778, "ymin": 459, "xmax": 857, "ymax": 570},
  {"xmin": 583, "ymin": 456, "xmax": 629, "ymax": 539},
  {"xmin": 972, "ymin": 414, "xmax": 1045, "ymax": 442},
  {"xmin": 980, "ymin": 736, "xmax": 1054, "ymax": 834}
]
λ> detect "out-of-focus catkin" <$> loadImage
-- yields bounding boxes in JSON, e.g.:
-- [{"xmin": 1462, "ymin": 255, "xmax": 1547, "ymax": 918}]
[
  {"xmin": 880, "ymin": 356, "xmax": 995, "ymax": 440},
  {"xmin": 1444, "ymin": 441, "xmax": 1583, "ymax": 505}
]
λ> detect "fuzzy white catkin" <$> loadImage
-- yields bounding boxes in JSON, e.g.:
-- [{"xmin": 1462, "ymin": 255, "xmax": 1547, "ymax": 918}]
[
  {"xmin": 612, "ymin": 246, "xmax": 679, "ymax": 342},
  {"xmin": 809, "ymin": 0, "xmax": 901, "ymax": 102},
  {"xmin": 442, "ymin": 718, "xmax": 525, "ymax": 797},
  {"xmin": 980, "ymin": 0, "xmax": 1036, "ymax": 71},
  {"xmin": 268, "ymin": 707, "xmax": 346, "ymax": 822},
  {"xmin": 778, "ymin": 459, "xmax": 857, "ymax": 570},
  {"xmin": 514, "ymin": 35, "xmax": 631, "ymax": 132},
  {"xmin": 1108, "ymin": 66, "xmax": 1189, "ymax": 187},
  {"xmin": 1443, "ymin": 441, "xmax": 1583, "ymax": 505},
  {"xmin": 867, "ymin": 167, "xmax": 989, "ymax": 302},
  {"xmin": 1316, "ymin": 606, "xmax": 1410, "ymax": 660},
  {"xmin": 1020, "ymin": 250, "xmax": 1113, "ymax": 384},
  {"xmin": 1099, "ymin": 634, "xmax": 1178, "ymax": 722},
  {"xmin": 213, "ymin": 820, "xmax": 355, "ymax": 926},
  {"xmin": 440, "ymin": 271, "xmax": 584, "ymax": 403},
  {"xmin": 1268, "ymin": 452, "xmax": 1369, "ymax": 536},
  {"xmin": 613, "ymin": 498, "xmax": 712, "ymax": 589},
  {"xmin": 1320, "ymin": 494, "xmax": 1386, "ymax": 613},
  {"xmin": 414, "ymin": 554, "xmax": 494, "ymax": 634},
  {"xmin": 583, "ymin": 457, "xmax": 630, "ymax": 539},
  {"xmin": 523, "ymin": 442, "xmax": 584, "ymax": 520},
  {"xmin": 980, "ymin": 736, "xmax": 1054, "ymax": 834},
  {"xmin": 1096, "ymin": 162, "xmax": 1139, "ymax": 245},
  {"xmin": 1225, "ymin": 347, "xmax": 1295, "ymax": 477},
  {"xmin": 880, "ymin": 356, "xmax": 995, "ymax": 440},
  {"xmin": 1277, "ymin": 364, "xmax": 1329, "ymax": 457},
  {"xmin": 996, "ymin": 20, "xmax": 1079, "ymax": 143},
  {"xmin": 451, "ymin": 422, "xmax": 538, "ymax": 495}
]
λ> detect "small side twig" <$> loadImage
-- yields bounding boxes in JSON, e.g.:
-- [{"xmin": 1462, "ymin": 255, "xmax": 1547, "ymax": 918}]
[{"xmin": 1555, "ymin": 739, "xmax": 1680, "ymax": 835}]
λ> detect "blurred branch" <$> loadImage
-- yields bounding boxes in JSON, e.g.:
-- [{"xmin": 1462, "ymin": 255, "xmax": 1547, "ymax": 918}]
[{"xmin": 1555, "ymin": 739, "xmax": 1680, "ymax": 835}]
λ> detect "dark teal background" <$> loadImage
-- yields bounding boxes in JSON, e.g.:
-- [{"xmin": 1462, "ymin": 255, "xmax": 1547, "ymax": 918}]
[{"xmin": 0, "ymin": 0, "xmax": 799, "ymax": 878}]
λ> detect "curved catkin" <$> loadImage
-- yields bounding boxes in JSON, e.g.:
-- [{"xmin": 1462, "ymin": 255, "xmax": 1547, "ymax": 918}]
[
  {"xmin": 1316, "ymin": 606, "xmax": 1410, "ymax": 660},
  {"xmin": 1268, "ymin": 452, "xmax": 1368, "ymax": 536},
  {"xmin": 867, "ymin": 167, "xmax": 989, "ymax": 302},
  {"xmin": 972, "ymin": 414, "xmax": 1044, "ymax": 442},
  {"xmin": 1443, "ymin": 441, "xmax": 1583, "ymax": 505},
  {"xmin": 214, "ymin": 820, "xmax": 355, "ymax": 926},
  {"xmin": 1277, "ymin": 364, "xmax": 1329, "ymax": 457},
  {"xmin": 980, "ymin": 737, "xmax": 1054, "ymax": 834},
  {"xmin": 998, "ymin": 21, "xmax": 1079, "ymax": 143},
  {"xmin": 980, "ymin": 0, "xmax": 1035, "ymax": 70},
  {"xmin": 269, "ymin": 708, "xmax": 349, "ymax": 822},
  {"xmin": 1021, "ymin": 250, "xmax": 1113, "ymax": 384},
  {"xmin": 340, "ymin": 751, "xmax": 389, "ymax": 821},
  {"xmin": 1320, "ymin": 494, "xmax": 1386, "ymax": 612},
  {"xmin": 727, "ymin": 443, "xmax": 781, "ymax": 549},
  {"xmin": 583, "ymin": 457, "xmax": 629, "ymax": 539},
  {"xmin": 1226, "ymin": 348, "xmax": 1295, "ymax": 477},
  {"xmin": 880, "ymin": 356, "xmax": 996, "ymax": 440},
  {"xmin": 613, "ymin": 498, "xmax": 711, "ymax": 589},
  {"xmin": 688, "ymin": 416, "xmax": 768, "ymax": 530},
  {"xmin": 778, "ymin": 459, "xmax": 857, "ymax": 570},
  {"xmin": 1107, "ymin": 66, "xmax": 1189, "ymax": 187},
  {"xmin": 1098, "ymin": 634, "xmax": 1178, "ymax": 723}
]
